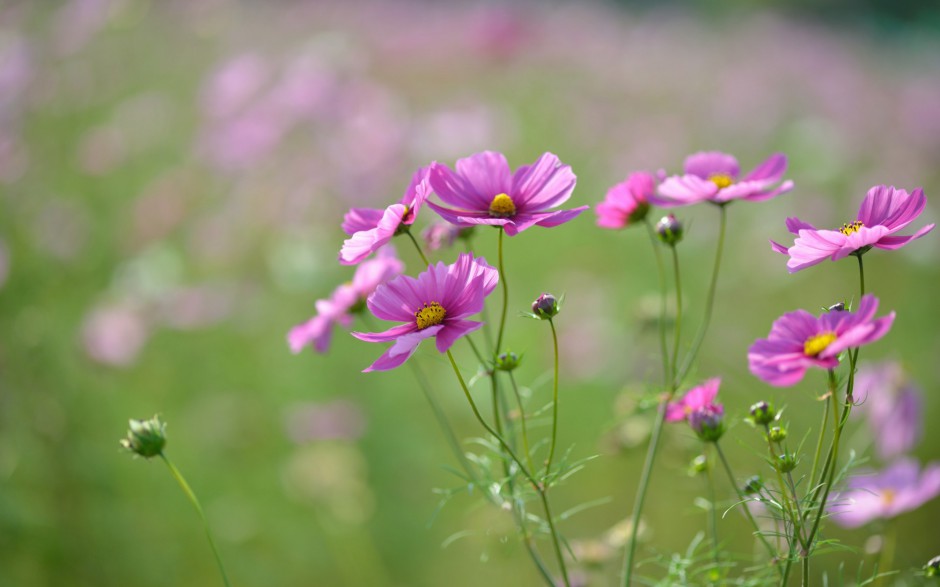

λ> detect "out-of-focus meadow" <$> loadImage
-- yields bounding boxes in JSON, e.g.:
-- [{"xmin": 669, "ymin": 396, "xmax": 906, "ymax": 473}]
[{"xmin": 1, "ymin": 1, "xmax": 939, "ymax": 585}]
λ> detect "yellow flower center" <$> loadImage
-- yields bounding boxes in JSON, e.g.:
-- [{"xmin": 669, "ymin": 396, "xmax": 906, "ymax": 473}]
[
  {"xmin": 881, "ymin": 488, "xmax": 896, "ymax": 506},
  {"xmin": 415, "ymin": 301, "xmax": 446, "ymax": 330},
  {"xmin": 839, "ymin": 220, "xmax": 863, "ymax": 236},
  {"xmin": 803, "ymin": 332, "xmax": 837, "ymax": 357},
  {"xmin": 709, "ymin": 173, "xmax": 734, "ymax": 189},
  {"xmin": 488, "ymin": 193, "xmax": 516, "ymax": 218}
]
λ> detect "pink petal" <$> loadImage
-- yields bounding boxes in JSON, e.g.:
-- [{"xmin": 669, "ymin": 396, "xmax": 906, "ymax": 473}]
[{"xmin": 511, "ymin": 152, "xmax": 577, "ymax": 210}]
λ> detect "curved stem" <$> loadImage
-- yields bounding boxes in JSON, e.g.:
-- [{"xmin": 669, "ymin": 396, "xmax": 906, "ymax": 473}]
[
  {"xmin": 160, "ymin": 454, "xmax": 232, "ymax": 587},
  {"xmin": 509, "ymin": 372, "xmax": 535, "ymax": 474},
  {"xmin": 446, "ymin": 351, "xmax": 570, "ymax": 586},
  {"xmin": 804, "ymin": 370, "xmax": 845, "ymax": 552},
  {"xmin": 645, "ymin": 219, "xmax": 670, "ymax": 388},
  {"xmin": 714, "ymin": 442, "xmax": 780, "ymax": 571},
  {"xmin": 622, "ymin": 400, "xmax": 668, "ymax": 586},
  {"xmin": 404, "ymin": 229, "xmax": 431, "ymax": 267},
  {"xmin": 544, "ymin": 319, "xmax": 561, "ymax": 478},
  {"xmin": 675, "ymin": 204, "xmax": 728, "ymax": 386}
]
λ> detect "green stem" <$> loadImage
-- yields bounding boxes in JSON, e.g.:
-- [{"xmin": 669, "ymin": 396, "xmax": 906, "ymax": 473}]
[
  {"xmin": 856, "ymin": 253, "xmax": 866, "ymax": 297},
  {"xmin": 763, "ymin": 428, "xmax": 804, "ymax": 551},
  {"xmin": 808, "ymin": 398, "xmax": 831, "ymax": 494},
  {"xmin": 781, "ymin": 556, "xmax": 793, "ymax": 587},
  {"xmin": 803, "ymin": 370, "xmax": 845, "ymax": 553},
  {"xmin": 669, "ymin": 244, "xmax": 682, "ymax": 384},
  {"xmin": 160, "ymin": 454, "xmax": 232, "ymax": 587},
  {"xmin": 706, "ymin": 447, "xmax": 720, "ymax": 573},
  {"xmin": 675, "ymin": 203, "xmax": 728, "ymax": 386},
  {"xmin": 404, "ymin": 229, "xmax": 431, "ymax": 266},
  {"xmin": 714, "ymin": 442, "xmax": 780, "ymax": 571},
  {"xmin": 802, "ymin": 555, "xmax": 809, "ymax": 587},
  {"xmin": 509, "ymin": 371, "xmax": 536, "ymax": 474},
  {"xmin": 544, "ymin": 319, "xmax": 561, "ymax": 479},
  {"xmin": 446, "ymin": 351, "xmax": 570, "ymax": 587},
  {"xmin": 645, "ymin": 218, "xmax": 670, "ymax": 388},
  {"xmin": 495, "ymin": 227, "xmax": 509, "ymax": 355},
  {"xmin": 622, "ymin": 399, "xmax": 668, "ymax": 586},
  {"xmin": 877, "ymin": 521, "xmax": 895, "ymax": 586}
]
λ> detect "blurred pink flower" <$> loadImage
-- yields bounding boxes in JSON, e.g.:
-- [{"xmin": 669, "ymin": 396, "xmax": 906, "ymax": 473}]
[
  {"xmin": 666, "ymin": 378, "xmax": 722, "ymax": 422},
  {"xmin": 339, "ymin": 166, "xmax": 431, "ymax": 265},
  {"xmin": 748, "ymin": 295, "xmax": 894, "ymax": 387},
  {"xmin": 353, "ymin": 253, "xmax": 497, "ymax": 372},
  {"xmin": 82, "ymin": 303, "xmax": 150, "ymax": 367},
  {"xmin": 200, "ymin": 54, "xmax": 270, "ymax": 120},
  {"xmin": 290, "ymin": 246, "xmax": 404, "ymax": 354},
  {"xmin": 427, "ymin": 151, "xmax": 586, "ymax": 236},
  {"xmin": 770, "ymin": 185, "xmax": 934, "ymax": 273},
  {"xmin": 652, "ymin": 151, "xmax": 793, "ymax": 207},
  {"xmin": 831, "ymin": 458, "xmax": 940, "ymax": 528},
  {"xmin": 596, "ymin": 171, "xmax": 654, "ymax": 229},
  {"xmin": 0, "ymin": 239, "xmax": 8, "ymax": 289},
  {"xmin": 421, "ymin": 222, "xmax": 470, "ymax": 252},
  {"xmin": 286, "ymin": 400, "xmax": 367, "ymax": 443},
  {"xmin": 853, "ymin": 362, "xmax": 923, "ymax": 460}
]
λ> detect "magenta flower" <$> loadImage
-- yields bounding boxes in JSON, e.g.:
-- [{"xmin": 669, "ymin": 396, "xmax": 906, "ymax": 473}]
[
  {"xmin": 854, "ymin": 362, "xmax": 923, "ymax": 460},
  {"xmin": 770, "ymin": 185, "xmax": 934, "ymax": 273},
  {"xmin": 426, "ymin": 151, "xmax": 586, "ymax": 236},
  {"xmin": 596, "ymin": 172, "xmax": 654, "ymax": 229},
  {"xmin": 748, "ymin": 295, "xmax": 895, "ymax": 387},
  {"xmin": 353, "ymin": 253, "xmax": 498, "ymax": 372},
  {"xmin": 651, "ymin": 151, "xmax": 793, "ymax": 207},
  {"xmin": 666, "ymin": 378, "xmax": 722, "ymax": 422},
  {"xmin": 339, "ymin": 166, "xmax": 432, "ymax": 265},
  {"xmin": 831, "ymin": 458, "xmax": 940, "ymax": 528},
  {"xmin": 289, "ymin": 246, "xmax": 404, "ymax": 353}
]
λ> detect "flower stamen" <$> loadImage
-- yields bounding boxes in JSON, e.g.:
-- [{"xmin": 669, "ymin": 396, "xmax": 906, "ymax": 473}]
[
  {"xmin": 881, "ymin": 488, "xmax": 896, "ymax": 506},
  {"xmin": 803, "ymin": 332, "xmax": 837, "ymax": 357},
  {"xmin": 709, "ymin": 173, "xmax": 734, "ymax": 189},
  {"xmin": 839, "ymin": 220, "xmax": 864, "ymax": 236},
  {"xmin": 415, "ymin": 301, "xmax": 446, "ymax": 330},
  {"xmin": 488, "ymin": 193, "xmax": 516, "ymax": 218}
]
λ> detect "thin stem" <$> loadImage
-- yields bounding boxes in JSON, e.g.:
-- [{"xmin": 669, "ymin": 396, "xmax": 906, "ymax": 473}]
[
  {"xmin": 544, "ymin": 319, "xmax": 561, "ymax": 478},
  {"xmin": 645, "ymin": 218, "xmax": 670, "ymax": 388},
  {"xmin": 802, "ymin": 555, "xmax": 809, "ymax": 586},
  {"xmin": 808, "ymin": 398, "xmax": 831, "ymax": 494},
  {"xmin": 714, "ymin": 442, "xmax": 780, "ymax": 571},
  {"xmin": 763, "ymin": 427, "xmax": 805, "ymax": 550},
  {"xmin": 877, "ymin": 521, "xmax": 896, "ymax": 586},
  {"xmin": 781, "ymin": 556, "xmax": 793, "ymax": 587},
  {"xmin": 669, "ymin": 244, "xmax": 682, "ymax": 384},
  {"xmin": 675, "ymin": 203, "xmax": 728, "ymax": 386},
  {"xmin": 856, "ymin": 253, "xmax": 866, "ymax": 297},
  {"xmin": 465, "ymin": 336, "xmax": 485, "ymax": 365},
  {"xmin": 404, "ymin": 229, "xmax": 431, "ymax": 266},
  {"xmin": 509, "ymin": 372, "xmax": 536, "ymax": 474},
  {"xmin": 495, "ymin": 227, "xmax": 509, "ymax": 355},
  {"xmin": 705, "ymin": 448, "xmax": 720, "ymax": 573},
  {"xmin": 466, "ymin": 235, "xmax": 496, "ymax": 354},
  {"xmin": 804, "ymin": 370, "xmax": 845, "ymax": 553},
  {"xmin": 445, "ymin": 351, "xmax": 570, "ymax": 587},
  {"xmin": 622, "ymin": 400, "xmax": 668, "ymax": 586},
  {"xmin": 160, "ymin": 454, "xmax": 232, "ymax": 587}
]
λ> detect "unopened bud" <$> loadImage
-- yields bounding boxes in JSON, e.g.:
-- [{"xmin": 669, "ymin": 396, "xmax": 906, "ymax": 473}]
[
  {"xmin": 120, "ymin": 415, "xmax": 167, "ymax": 458},
  {"xmin": 689, "ymin": 405, "xmax": 724, "ymax": 443},
  {"xmin": 748, "ymin": 401, "xmax": 776, "ymax": 426},
  {"xmin": 776, "ymin": 453, "xmax": 797, "ymax": 473},
  {"xmin": 925, "ymin": 555, "xmax": 940, "ymax": 577},
  {"xmin": 690, "ymin": 454, "xmax": 708, "ymax": 474},
  {"xmin": 827, "ymin": 302, "xmax": 846, "ymax": 313},
  {"xmin": 768, "ymin": 426, "xmax": 787, "ymax": 443},
  {"xmin": 494, "ymin": 351, "xmax": 521, "ymax": 372},
  {"xmin": 531, "ymin": 293, "xmax": 560, "ymax": 320},
  {"xmin": 655, "ymin": 214, "xmax": 683, "ymax": 246},
  {"xmin": 742, "ymin": 475, "xmax": 763, "ymax": 495}
]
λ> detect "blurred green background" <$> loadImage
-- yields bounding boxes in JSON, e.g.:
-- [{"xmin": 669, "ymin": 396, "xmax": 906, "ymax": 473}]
[{"xmin": 1, "ymin": 1, "xmax": 938, "ymax": 585}]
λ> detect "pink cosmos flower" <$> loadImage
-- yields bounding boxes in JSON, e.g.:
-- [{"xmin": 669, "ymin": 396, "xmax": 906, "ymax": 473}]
[
  {"xmin": 651, "ymin": 151, "xmax": 793, "ymax": 207},
  {"xmin": 830, "ymin": 458, "xmax": 940, "ymax": 528},
  {"xmin": 353, "ymin": 253, "xmax": 498, "ymax": 372},
  {"xmin": 289, "ymin": 246, "xmax": 404, "ymax": 353},
  {"xmin": 748, "ymin": 295, "xmax": 895, "ymax": 387},
  {"xmin": 665, "ymin": 378, "xmax": 722, "ymax": 422},
  {"xmin": 853, "ymin": 362, "xmax": 923, "ymax": 460},
  {"xmin": 770, "ymin": 185, "xmax": 934, "ymax": 273},
  {"xmin": 426, "ymin": 151, "xmax": 587, "ymax": 236},
  {"xmin": 596, "ymin": 172, "xmax": 654, "ymax": 229},
  {"xmin": 339, "ymin": 167, "xmax": 432, "ymax": 265}
]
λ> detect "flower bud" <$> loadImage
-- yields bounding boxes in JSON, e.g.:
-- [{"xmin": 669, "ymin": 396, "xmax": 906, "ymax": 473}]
[
  {"xmin": 120, "ymin": 415, "xmax": 167, "ymax": 458},
  {"xmin": 768, "ymin": 426, "xmax": 787, "ymax": 443},
  {"xmin": 827, "ymin": 302, "xmax": 845, "ymax": 313},
  {"xmin": 655, "ymin": 214, "xmax": 683, "ymax": 246},
  {"xmin": 690, "ymin": 454, "xmax": 708, "ymax": 474},
  {"xmin": 689, "ymin": 404, "xmax": 724, "ymax": 443},
  {"xmin": 776, "ymin": 453, "xmax": 797, "ymax": 473},
  {"xmin": 494, "ymin": 351, "xmax": 521, "ymax": 372},
  {"xmin": 748, "ymin": 401, "xmax": 776, "ymax": 426},
  {"xmin": 531, "ymin": 293, "xmax": 560, "ymax": 320},
  {"xmin": 742, "ymin": 475, "xmax": 763, "ymax": 495},
  {"xmin": 925, "ymin": 555, "xmax": 940, "ymax": 577}
]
